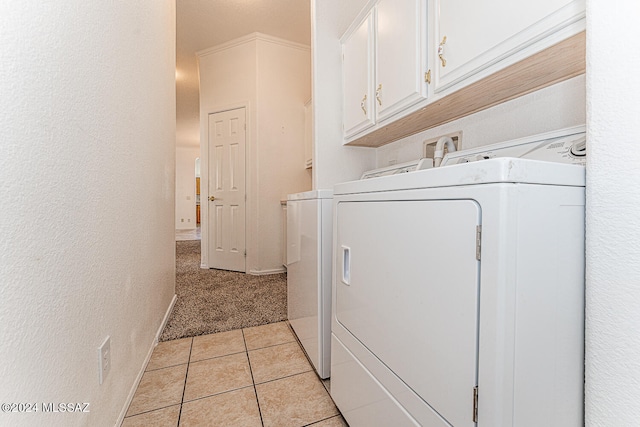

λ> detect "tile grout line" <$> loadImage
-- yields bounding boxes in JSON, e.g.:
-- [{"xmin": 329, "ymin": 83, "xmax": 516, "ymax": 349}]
[
  {"xmin": 253, "ymin": 369, "xmax": 315, "ymax": 387},
  {"xmin": 176, "ymin": 338, "xmax": 194, "ymax": 427},
  {"xmin": 245, "ymin": 339, "xmax": 297, "ymax": 352},
  {"xmin": 285, "ymin": 322, "xmax": 321, "ymax": 377},
  {"xmin": 302, "ymin": 414, "xmax": 344, "ymax": 427},
  {"xmin": 180, "ymin": 384, "xmax": 255, "ymax": 405},
  {"xmin": 189, "ymin": 348, "xmax": 247, "ymax": 364},
  {"xmin": 285, "ymin": 323, "xmax": 337, "ymax": 401},
  {"xmin": 283, "ymin": 322, "xmax": 343, "ymax": 425},
  {"xmin": 125, "ymin": 403, "xmax": 181, "ymax": 419},
  {"xmin": 242, "ymin": 328, "xmax": 265, "ymax": 427},
  {"xmin": 145, "ymin": 361, "xmax": 192, "ymax": 372}
]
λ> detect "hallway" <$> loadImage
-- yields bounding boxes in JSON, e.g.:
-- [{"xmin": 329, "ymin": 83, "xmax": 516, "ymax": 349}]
[{"xmin": 176, "ymin": 226, "xmax": 201, "ymax": 241}]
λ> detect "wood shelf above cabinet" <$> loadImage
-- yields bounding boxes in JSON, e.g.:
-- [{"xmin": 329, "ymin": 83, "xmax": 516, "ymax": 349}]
[{"xmin": 346, "ymin": 31, "xmax": 586, "ymax": 148}]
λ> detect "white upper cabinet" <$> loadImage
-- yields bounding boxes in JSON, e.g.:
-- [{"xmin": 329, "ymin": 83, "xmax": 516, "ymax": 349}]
[
  {"xmin": 434, "ymin": 0, "xmax": 586, "ymax": 93},
  {"xmin": 343, "ymin": 12, "xmax": 375, "ymax": 139},
  {"xmin": 342, "ymin": 0, "xmax": 428, "ymax": 142},
  {"xmin": 375, "ymin": 0, "xmax": 428, "ymax": 122},
  {"xmin": 341, "ymin": 0, "xmax": 585, "ymax": 147}
]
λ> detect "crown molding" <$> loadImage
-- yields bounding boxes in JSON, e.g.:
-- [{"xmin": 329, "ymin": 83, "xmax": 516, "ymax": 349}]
[{"xmin": 197, "ymin": 32, "xmax": 310, "ymax": 58}]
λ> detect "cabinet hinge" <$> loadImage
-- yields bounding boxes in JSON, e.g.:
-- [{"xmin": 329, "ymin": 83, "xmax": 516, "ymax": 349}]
[
  {"xmin": 473, "ymin": 386, "xmax": 478, "ymax": 423},
  {"xmin": 476, "ymin": 225, "xmax": 482, "ymax": 261},
  {"xmin": 425, "ymin": 69, "xmax": 431, "ymax": 84},
  {"xmin": 244, "ymin": 250, "xmax": 247, "ymax": 258}
]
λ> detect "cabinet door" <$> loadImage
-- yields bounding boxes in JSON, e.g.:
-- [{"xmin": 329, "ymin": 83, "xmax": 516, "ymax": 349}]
[
  {"xmin": 375, "ymin": 0, "xmax": 428, "ymax": 122},
  {"xmin": 342, "ymin": 12, "xmax": 375, "ymax": 139},
  {"xmin": 434, "ymin": 0, "xmax": 585, "ymax": 92}
]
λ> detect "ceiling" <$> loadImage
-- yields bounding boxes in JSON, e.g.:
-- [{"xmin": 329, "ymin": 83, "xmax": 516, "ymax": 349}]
[{"xmin": 176, "ymin": 0, "xmax": 312, "ymax": 148}]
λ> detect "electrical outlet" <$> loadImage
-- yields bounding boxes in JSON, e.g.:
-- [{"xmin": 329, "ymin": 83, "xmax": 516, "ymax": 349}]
[
  {"xmin": 423, "ymin": 131, "xmax": 463, "ymax": 158},
  {"xmin": 98, "ymin": 336, "xmax": 111, "ymax": 385}
]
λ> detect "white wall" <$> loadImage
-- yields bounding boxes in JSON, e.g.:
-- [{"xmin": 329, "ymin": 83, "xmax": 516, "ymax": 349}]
[
  {"xmin": 311, "ymin": 0, "xmax": 377, "ymax": 188},
  {"xmin": 256, "ymin": 38, "xmax": 312, "ymax": 271},
  {"xmin": 0, "ymin": 2, "xmax": 176, "ymax": 427},
  {"xmin": 198, "ymin": 34, "xmax": 311, "ymax": 274},
  {"xmin": 585, "ymin": 1, "xmax": 640, "ymax": 424},
  {"xmin": 376, "ymin": 75, "xmax": 586, "ymax": 166},
  {"xmin": 198, "ymin": 37, "xmax": 258, "ymax": 272},
  {"xmin": 175, "ymin": 146, "xmax": 200, "ymax": 229}
]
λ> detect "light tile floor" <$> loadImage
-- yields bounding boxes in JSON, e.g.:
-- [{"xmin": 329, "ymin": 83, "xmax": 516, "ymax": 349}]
[{"xmin": 122, "ymin": 322, "xmax": 347, "ymax": 427}]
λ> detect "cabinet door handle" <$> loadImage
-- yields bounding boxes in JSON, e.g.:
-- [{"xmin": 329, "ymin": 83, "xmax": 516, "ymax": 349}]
[
  {"xmin": 360, "ymin": 94, "xmax": 367, "ymax": 115},
  {"xmin": 438, "ymin": 36, "xmax": 447, "ymax": 67},
  {"xmin": 376, "ymin": 84, "xmax": 383, "ymax": 106}
]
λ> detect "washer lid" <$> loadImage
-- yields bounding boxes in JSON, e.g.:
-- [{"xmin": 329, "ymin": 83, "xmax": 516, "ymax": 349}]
[
  {"xmin": 334, "ymin": 157, "xmax": 585, "ymax": 195},
  {"xmin": 287, "ymin": 188, "xmax": 333, "ymax": 201},
  {"xmin": 360, "ymin": 158, "xmax": 433, "ymax": 179}
]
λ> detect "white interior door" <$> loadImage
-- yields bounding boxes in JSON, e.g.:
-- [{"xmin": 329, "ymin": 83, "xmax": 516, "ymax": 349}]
[{"xmin": 207, "ymin": 108, "xmax": 246, "ymax": 272}]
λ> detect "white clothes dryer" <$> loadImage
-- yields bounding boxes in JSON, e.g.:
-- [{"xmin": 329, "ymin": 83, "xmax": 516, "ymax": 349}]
[{"xmin": 330, "ymin": 127, "xmax": 586, "ymax": 427}]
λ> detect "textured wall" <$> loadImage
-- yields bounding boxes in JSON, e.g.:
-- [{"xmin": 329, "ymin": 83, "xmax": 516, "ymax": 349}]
[
  {"xmin": 376, "ymin": 75, "xmax": 586, "ymax": 166},
  {"xmin": 311, "ymin": 0, "xmax": 377, "ymax": 189},
  {"xmin": 197, "ymin": 34, "xmax": 311, "ymax": 274},
  {"xmin": 198, "ymin": 38, "xmax": 258, "ymax": 272},
  {"xmin": 585, "ymin": 1, "xmax": 640, "ymax": 424},
  {"xmin": 0, "ymin": 2, "xmax": 176, "ymax": 426},
  {"xmin": 255, "ymin": 38, "xmax": 312, "ymax": 273}
]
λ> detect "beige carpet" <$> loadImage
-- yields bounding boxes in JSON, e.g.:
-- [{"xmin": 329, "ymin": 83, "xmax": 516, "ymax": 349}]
[{"xmin": 160, "ymin": 240, "xmax": 287, "ymax": 341}]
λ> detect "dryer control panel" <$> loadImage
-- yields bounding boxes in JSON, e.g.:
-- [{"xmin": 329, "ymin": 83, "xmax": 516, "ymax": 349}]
[{"xmin": 442, "ymin": 127, "xmax": 586, "ymax": 167}]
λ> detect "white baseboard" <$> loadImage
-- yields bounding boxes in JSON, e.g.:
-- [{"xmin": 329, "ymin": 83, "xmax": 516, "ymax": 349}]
[
  {"xmin": 114, "ymin": 294, "xmax": 177, "ymax": 427},
  {"xmin": 155, "ymin": 294, "xmax": 177, "ymax": 344},
  {"xmin": 248, "ymin": 267, "xmax": 286, "ymax": 276}
]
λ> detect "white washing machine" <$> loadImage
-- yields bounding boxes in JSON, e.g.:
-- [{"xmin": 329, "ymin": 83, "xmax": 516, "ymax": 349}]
[
  {"xmin": 287, "ymin": 189, "xmax": 333, "ymax": 379},
  {"xmin": 331, "ymin": 127, "xmax": 586, "ymax": 427}
]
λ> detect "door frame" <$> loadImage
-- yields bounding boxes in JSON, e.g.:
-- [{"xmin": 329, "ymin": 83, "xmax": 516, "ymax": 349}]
[{"xmin": 200, "ymin": 101, "xmax": 252, "ymax": 269}]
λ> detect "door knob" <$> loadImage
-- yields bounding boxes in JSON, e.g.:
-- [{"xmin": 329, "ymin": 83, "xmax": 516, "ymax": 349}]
[{"xmin": 208, "ymin": 196, "xmax": 216, "ymax": 201}]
